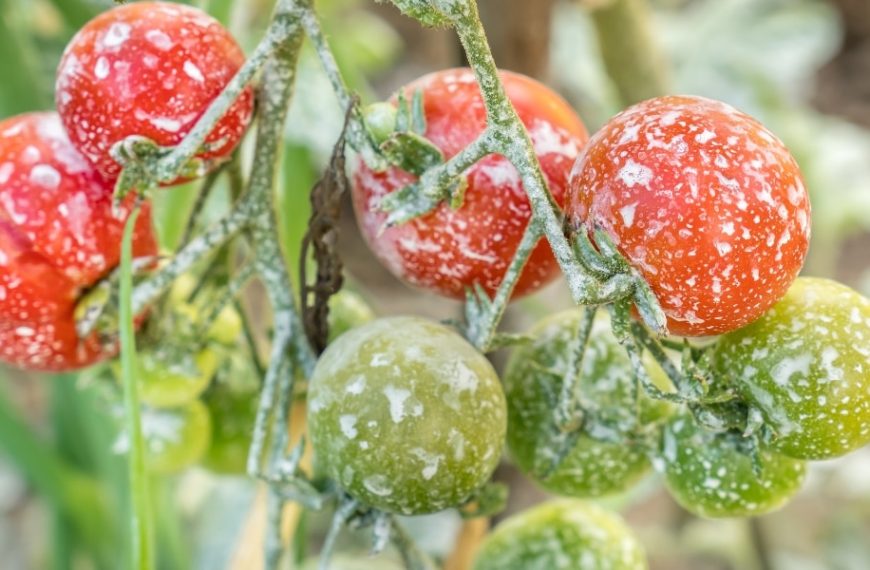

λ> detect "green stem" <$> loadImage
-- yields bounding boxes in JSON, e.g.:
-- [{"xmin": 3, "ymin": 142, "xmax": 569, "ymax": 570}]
[
  {"xmin": 119, "ymin": 206, "xmax": 155, "ymax": 570},
  {"xmin": 587, "ymin": 0, "xmax": 670, "ymax": 106}
]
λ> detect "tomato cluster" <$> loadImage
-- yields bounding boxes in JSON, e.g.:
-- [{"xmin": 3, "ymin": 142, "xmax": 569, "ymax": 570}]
[{"xmin": 5, "ymin": 1, "xmax": 870, "ymax": 567}]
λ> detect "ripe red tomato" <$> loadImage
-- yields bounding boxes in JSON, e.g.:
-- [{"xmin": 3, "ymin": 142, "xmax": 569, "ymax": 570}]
[
  {"xmin": 55, "ymin": 1, "xmax": 254, "ymax": 183},
  {"xmin": 567, "ymin": 96, "xmax": 810, "ymax": 336},
  {"xmin": 0, "ymin": 112, "xmax": 157, "ymax": 371},
  {"xmin": 352, "ymin": 68, "xmax": 588, "ymax": 300}
]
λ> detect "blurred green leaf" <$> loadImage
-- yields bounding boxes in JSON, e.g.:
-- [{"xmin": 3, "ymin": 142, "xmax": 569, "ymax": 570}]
[{"xmin": 0, "ymin": 0, "xmax": 52, "ymax": 114}]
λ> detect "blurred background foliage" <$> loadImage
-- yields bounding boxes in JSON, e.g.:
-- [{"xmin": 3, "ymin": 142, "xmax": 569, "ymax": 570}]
[{"xmin": 1, "ymin": 0, "xmax": 869, "ymax": 569}]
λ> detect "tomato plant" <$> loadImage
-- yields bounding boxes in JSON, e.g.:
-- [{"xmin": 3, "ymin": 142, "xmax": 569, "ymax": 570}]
[
  {"xmin": 352, "ymin": 68, "xmax": 588, "ymax": 300},
  {"xmin": 114, "ymin": 348, "xmax": 219, "ymax": 409},
  {"xmin": 473, "ymin": 499, "xmax": 646, "ymax": 570},
  {"xmin": 55, "ymin": 1, "xmax": 254, "ymax": 183},
  {"xmin": 504, "ymin": 309, "xmax": 673, "ymax": 498},
  {"xmin": 327, "ymin": 289, "xmax": 376, "ymax": 342},
  {"xmin": 307, "ymin": 316, "xmax": 506, "ymax": 515},
  {"xmin": 661, "ymin": 415, "xmax": 806, "ymax": 518},
  {"xmin": 714, "ymin": 277, "xmax": 870, "ymax": 460},
  {"xmin": 567, "ymin": 95, "xmax": 810, "ymax": 337},
  {"xmin": 201, "ymin": 370, "xmax": 259, "ymax": 475},
  {"xmin": 0, "ymin": 112, "xmax": 157, "ymax": 371}
]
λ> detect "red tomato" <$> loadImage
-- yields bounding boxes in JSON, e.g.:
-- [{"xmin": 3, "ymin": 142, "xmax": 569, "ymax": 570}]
[
  {"xmin": 567, "ymin": 96, "xmax": 810, "ymax": 336},
  {"xmin": 352, "ymin": 68, "xmax": 588, "ymax": 300},
  {"xmin": 0, "ymin": 113, "xmax": 157, "ymax": 371},
  {"xmin": 55, "ymin": 1, "xmax": 254, "ymax": 184}
]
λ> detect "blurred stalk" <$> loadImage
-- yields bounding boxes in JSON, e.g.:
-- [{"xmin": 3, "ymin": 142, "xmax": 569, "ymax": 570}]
[
  {"xmin": 45, "ymin": 0, "xmax": 99, "ymax": 30},
  {"xmin": 278, "ymin": 144, "xmax": 317, "ymax": 287},
  {"xmin": 0, "ymin": 0, "xmax": 51, "ymax": 113},
  {"xmin": 203, "ymin": 0, "xmax": 237, "ymax": 26},
  {"xmin": 585, "ymin": 0, "xmax": 670, "ymax": 105},
  {"xmin": 154, "ymin": 478, "xmax": 191, "ymax": 570}
]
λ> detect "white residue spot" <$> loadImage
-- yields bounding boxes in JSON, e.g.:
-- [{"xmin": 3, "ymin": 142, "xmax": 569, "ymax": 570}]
[
  {"xmin": 95, "ymin": 57, "xmax": 110, "ymax": 80},
  {"xmin": 0, "ymin": 162, "xmax": 14, "ymax": 184},
  {"xmin": 618, "ymin": 159, "xmax": 653, "ymax": 188},
  {"xmin": 145, "ymin": 29, "xmax": 173, "ymax": 51},
  {"xmin": 384, "ymin": 385, "xmax": 411, "ymax": 424},
  {"xmin": 103, "ymin": 22, "xmax": 131, "ymax": 48},
  {"xmin": 363, "ymin": 475, "xmax": 393, "ymax": 497},
  {"xmin": 411, "ymin": 448, "xmax": 443, "ymax": 481},
  {"xmin": 714, "ymin": 241, "xmax": 732, "ymax": 256},
  {"xmin": 183, "ymin": 61, "xmax": 205, "ymax": 83},
  {"xmin": 30, "ymin": 165, "xmax": 61, "ymax": 189},
  {"xmin": 339, "ymin": 415, "xmax": 358, "ymax": 439},
  {"xmin": 346, "ymin": 375, "xmax": 366, "ymax": 395},
  {"xmin": 721, "ymin": 222, "xmax": 735, "ymax": 236},
  {"xmin": 619, "ymin": 202, "xmax": 638, "ymax": 227},
  {"xmin": 771, "ymin": 355, "xmax": 813, "ymax": 387},
  {"xmin": 15, "ymin": 326, "xmax": 35, "ymax": 337},
  {"xmin": 695, "ymin": 129, "xmax": 716, "ymax": 143}
]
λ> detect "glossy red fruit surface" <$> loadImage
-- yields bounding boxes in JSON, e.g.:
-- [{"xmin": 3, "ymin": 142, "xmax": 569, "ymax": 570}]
[
  {"xmin": 353, "ymin": 68, "xmax": 588, "ymax": 300},
  {"xmin": 567, "ymin": 95, "xmax": 810, "ymax": 336},
  {"xmin": 55, "ymin": 1, "xmax": 254, "ymax": 183},
  {"xmin": 0, "ymin": 112, "xmax": 157, "ymax": 371}
]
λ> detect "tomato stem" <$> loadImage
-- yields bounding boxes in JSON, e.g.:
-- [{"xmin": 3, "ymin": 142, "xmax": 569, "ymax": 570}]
[{"xmin": 119, "ymin": 205, "xmax": 155, "ymax": 570}]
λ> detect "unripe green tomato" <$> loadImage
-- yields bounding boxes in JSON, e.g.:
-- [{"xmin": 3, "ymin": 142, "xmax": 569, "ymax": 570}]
[
  {"xmin": 714, "ymin": 277, "xmax": 870, "ymax": 460},
  {"xmin": 473, "ymin": 499, "xmax": 647, "ymax": 570},
  {"xmin": 169, "ymin": 273, "xmax": 198, "ymax": 305},
  {"xmin": 208, "ymin": 305, "xmax": 243, "ymax": 345},
  {"xmin": 327, "ymin": 290, "xmax": 376, "ymax": 343},
  {"xmin": 143, "ymin": 400, "xmax": 212, "ymax": 475},
  {"xmin": 363, "ymin": 102, "xmax": 398, "ymax": 145},
  {"xmin": 201, "ymin": 385, "xmax": 257, "ymax": 475},
  {"xmin": 308, "ymin": 316, "xmax": 506, "ymax": 515},
  {"xmin": 504, "ymin": 309, "xmax": 673, "ymax": 498},
  {"xmin": 114, "ymin": 349, "xmax": 218, "ymax": 408},
  {"xmin": 661, "ymin": 415, "xmax": 806, "ymax": 518}
]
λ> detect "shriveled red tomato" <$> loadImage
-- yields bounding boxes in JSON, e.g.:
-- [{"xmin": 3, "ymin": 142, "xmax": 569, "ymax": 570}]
[
  {"xmin": 0, "ymin": 112, "xmax": 157, "ymax": 371},
  {"xmin": 55, "ymin": 1, "xmax": 254, "ymax": 183},
  {"xmin": 567, "ymin": 96, "xmax": 810, "ymax": 336},
  {"xmin": 352, "ymin": 68, "xmax": 588, "ymax": 300}
]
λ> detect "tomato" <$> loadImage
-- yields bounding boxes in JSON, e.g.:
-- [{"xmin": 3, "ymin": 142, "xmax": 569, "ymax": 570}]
[
  {"xmin": 142, "ymin": 400, "xmax": 212, "ymax": 474},
  {"xmin": 714, "ymin": 277, "xmax": 870, "ymax": 460},
  {"xmin": 327, "ymin": 289, "xmax": 376, "ymax": 343},
  {"xmin": 114, "ymin": 348, "xmax": 218, "ymax": 408},
  {"xmin": 567, "ymin": 96, "xmax": 810, "ymax": 337},
  {"xmin": 55, "ymin": 1, "xmax": 254, "ymax": 183},
  {"xmin": 0, "ymin": 112, "xmax": 157, "ymax": 372},
  {"xmin": 352, "ymin": 68, "xmax": 588, "ymax": 300},
  {"xmin": 201, "ymin": 380, "xmax": 257, "ymax": 475},
  {"xmin": 473, "ymin": 499, "xmax": 646, "ymax": 570},
  {"xmin": 307, "ymin": 316, "xmax": 506, "ymax": 515},
  {"xmin": 504, "ymin": 309, "xmax": 673, "ymax": 498},
  {"xmin": 661, "ymin": 415, "xmax": 806, "ymax": 518}
]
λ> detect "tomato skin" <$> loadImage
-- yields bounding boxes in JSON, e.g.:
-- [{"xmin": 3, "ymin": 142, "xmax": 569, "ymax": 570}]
[
  {"xmin": 55, "ymin": 1, "xmax": 254, "ymax": 183},
  {"xmin": 308, "ymin": 316, "xmax": 506, "ymax": 515},
  {"xmin": 661, "ymin": 415, "xmax": 806, "ymax": 518},
  {"xmin": 0, "ymin": 112, "xmax": 157, "ymax": 371},
  {"xmin": 714, "ymin": 277, "xmax": 870, "ymax": 460},
  {"xmin": 201, "ymin": 381, "xmax": 257, "ymax": 475},
  {"xmin": 473, "ymin": 499, "xmax": 647, "ymax": 570},
  {"xmin": 352, "ymin": 68, "xmax": 588, "ymax": 300},
  {"xmin": 504, "ymin": 310, "xmax": 673, "ymax": 498},
  {"xmin": 567, "ymin": 96, "xmax": 810, "ymax": 336}
]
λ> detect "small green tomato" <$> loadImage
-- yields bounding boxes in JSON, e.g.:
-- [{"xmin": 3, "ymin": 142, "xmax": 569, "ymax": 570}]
[
  {"xmin": 308, "ymin": 316, "xmax": 506, "ymax": 515},
  {"xmin": 143, "ymin": 400, "xmax": 212, "ymax": 475},
  {"xmin": 661, "ymin": 415, "xmax": 806, "ymax": 518},
  {"xmin": 201, "ymin": 384, "xmax": 257, "ymax": 475},
  {"xmin": 327, "ymin": 289, "xmax": 376, "ymax": 343},
  {"xmin": 119, "ymin": 349, "xmax": 219, "ymax": 409},
  {"xmin": 473, "ymin": 499, "xmax": 647, "ymax": 570},
  {"xmin": 714, "ymin": 277, "xmax": 870, "ymax": 460},
  {"xmin": 504, "ymin": 309, "xmax": 673, "ymax": 498}
]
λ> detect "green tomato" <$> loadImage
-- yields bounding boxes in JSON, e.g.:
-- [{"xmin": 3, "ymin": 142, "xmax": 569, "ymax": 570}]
[
  {"xmin": 308, "ymin": 316, "xmax": 506, "ymax": 515},
  {"xmin": 473, "ymin": 499, "xmax": 647, "ymax": 570},
  {"xmin": 504, "ymin": 309, "xmax": 673, "ymax": 498},
  {"xmin": 661, "ymin": 415, "xmax": 806, "ymax": 518},
  {"xmin": 143, "ymin": 400, "xmax": 212, "ymax": 475},
  {"xmin": 328, "ymin": 289, "xmax": 376, "ymax": 342},
  {"xmin": 126, "ymin": 349, "xmax": 219, "ymax": 409},
  {"xmin": 714, "ymin": 277, "xmax": 870, "ymax": 460},
  {"xmin": 201, "ymin": 384, "xmax": 257, "ymax": 475}
]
